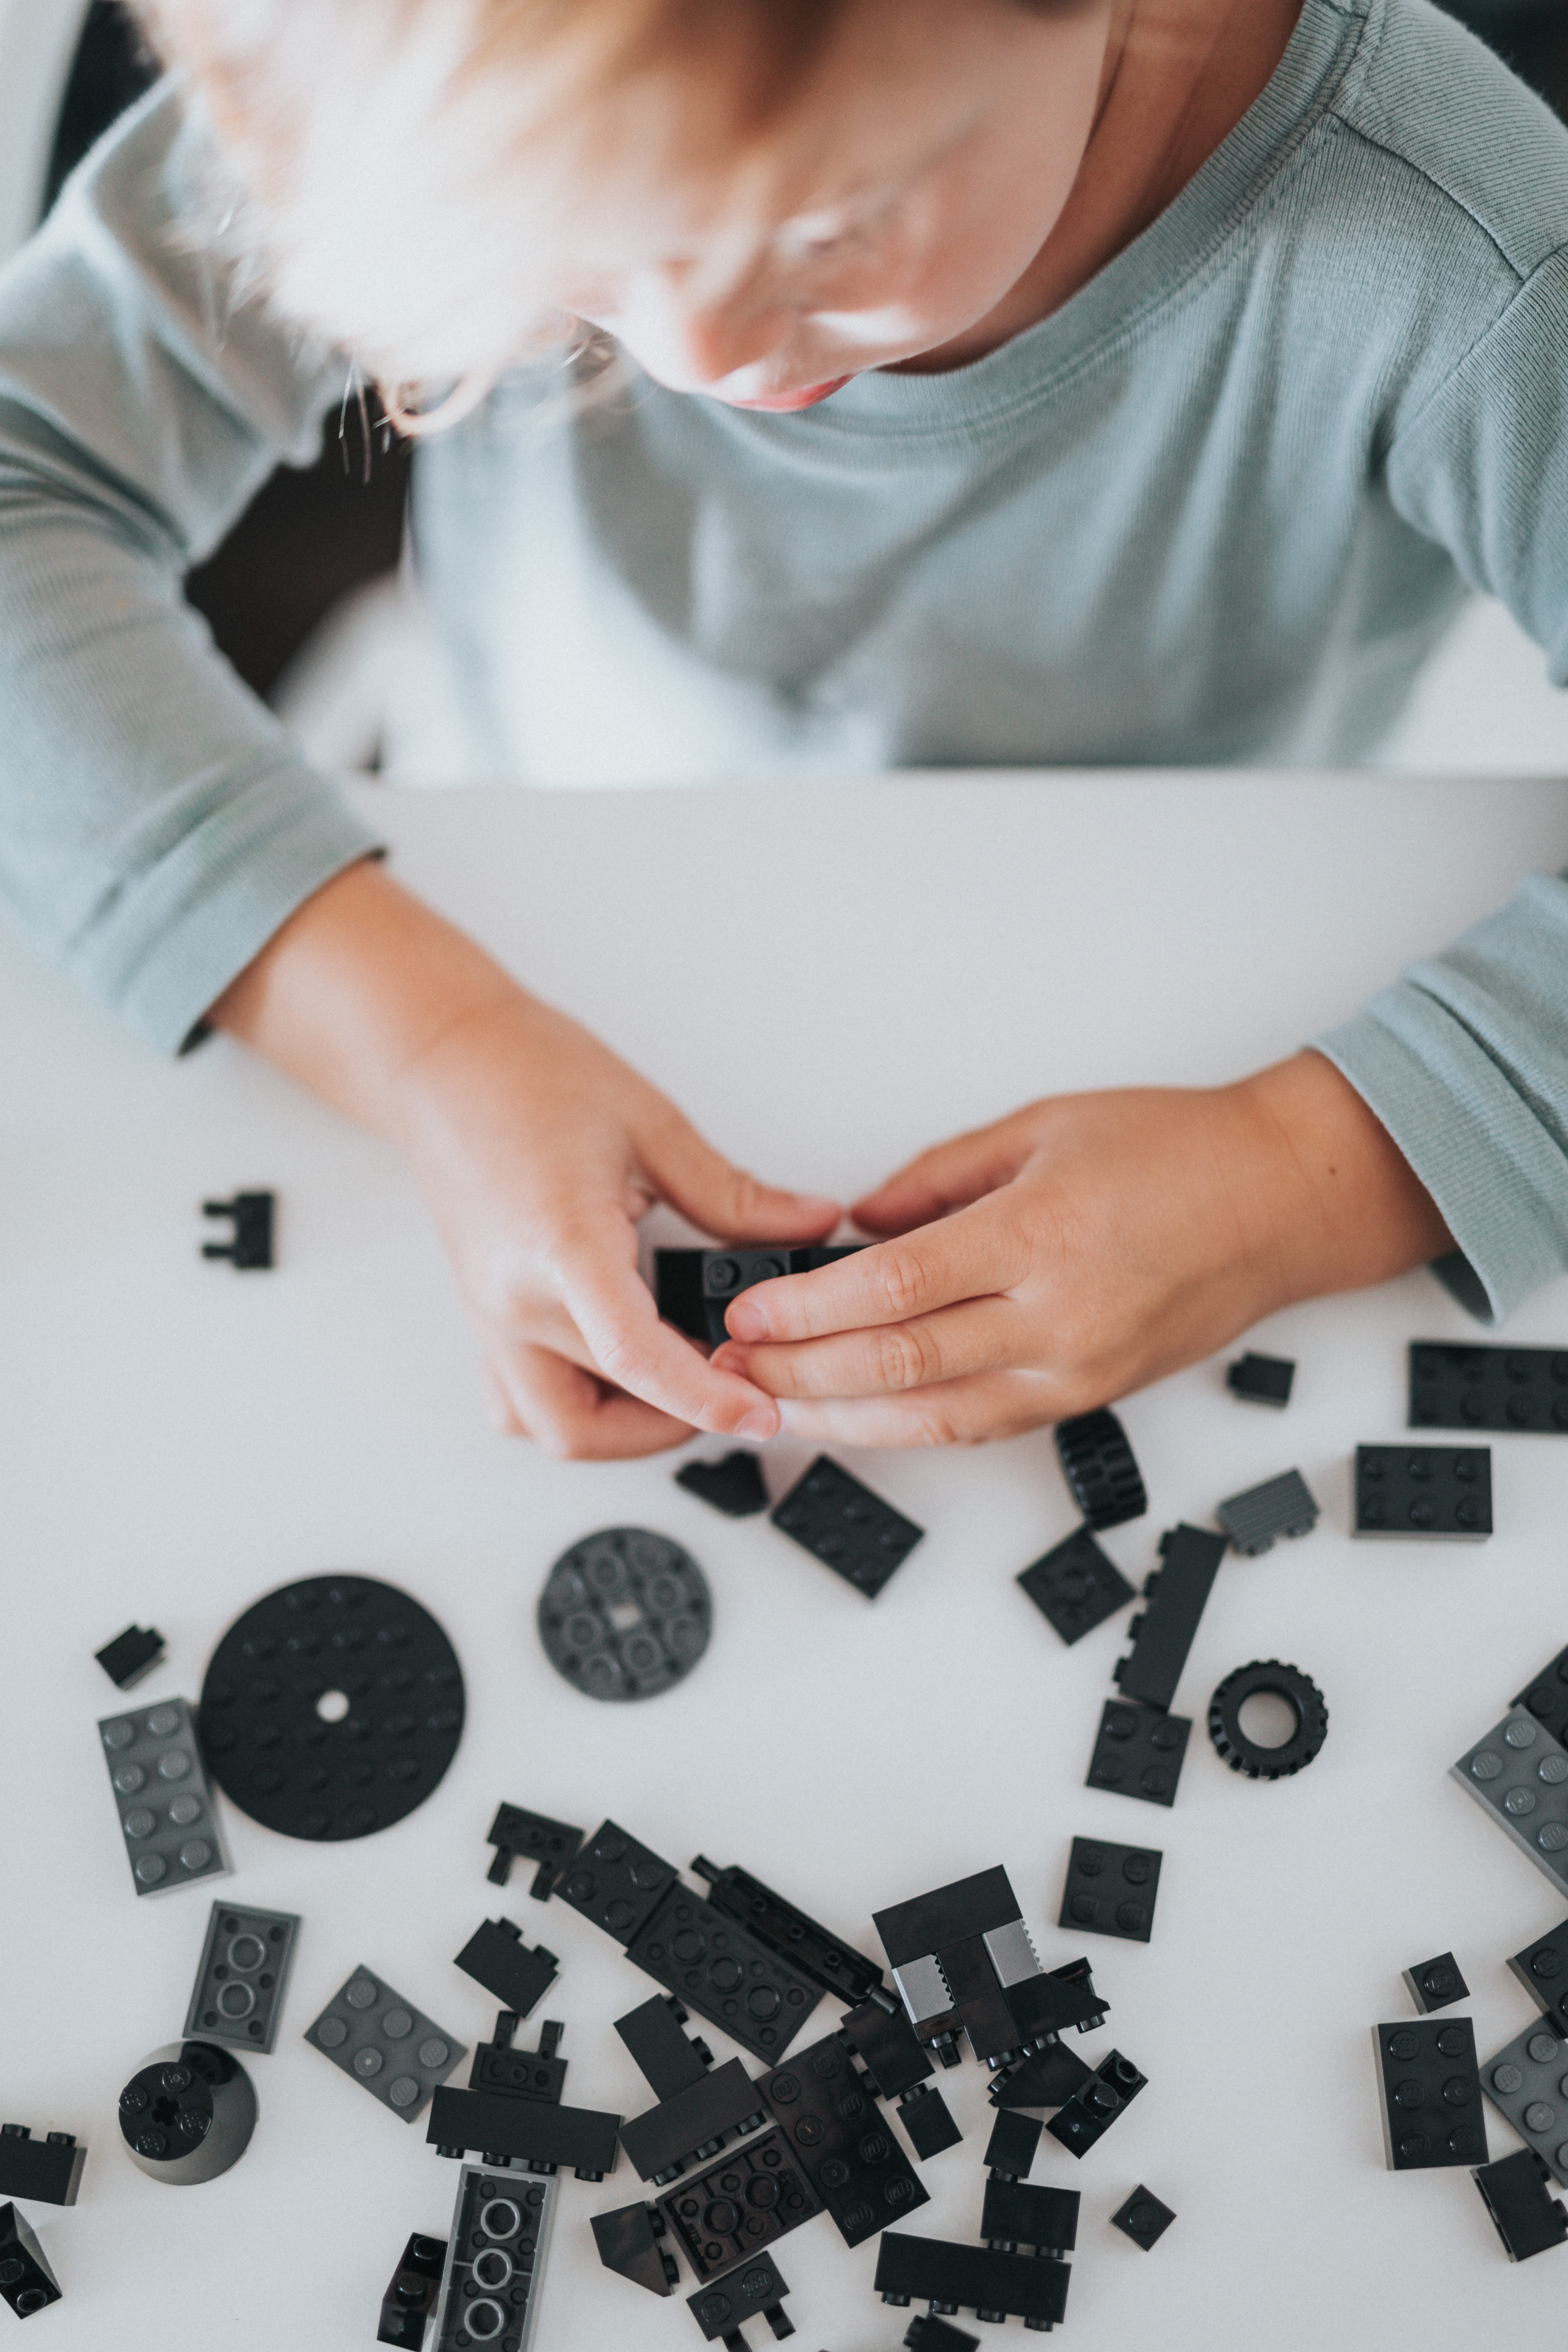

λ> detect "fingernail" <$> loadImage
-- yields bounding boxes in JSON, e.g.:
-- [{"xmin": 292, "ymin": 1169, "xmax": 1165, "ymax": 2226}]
[
  {"xmin": 727, "ymin": 1300, "xmax": 768, "ymax": 1342},
  {"xmin": 738, "ymin": 1407, "xmax": 777, "ymax": 1440}
]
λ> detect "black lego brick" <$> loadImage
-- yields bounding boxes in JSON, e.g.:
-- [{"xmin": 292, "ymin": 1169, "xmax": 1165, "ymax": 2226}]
[
  {"xmin": 426, "ymin": 2086, "xmax": 620, "ymax": 2177},
  {"xmin": 1354, "ymin": 1444, "xmax": 1492, "ymax": 1539},
  {"xmin": 654, "ymin": 1245, "xmax": 863, "ymax": 1345},
  {"xmin": 591, "ymin": 2199, "xmax": 678, "ymax": 2296},
  {"xmin": 0, "ymin": 2128, "xmax": 85, "ymax": 2208},
  {"xmin": 692, "ymin": 1856, "xmax": 885, "ymax": 2006},
  {"xmin": 1510, "ymin": 1918, "xmax": 1568, "ymax": 2036},
  {"xmin": 687, "ymin": 2251, "xmax": 792, "ymax": 2342},
  {"xmin": 990, "ymin": 2040, "xmax": 1096, "ymax": 2112},
  {"xmin": 1227, "ymin": 1351, "xmax": 1294, "ymax": 1407},
  {"xmin": 874, "ymin": 1867, "xmax": 1022, "ymax": 1967},
  {"xmin": 770, "ymin": 1456, "xmax": 924, "ymax": 1598},
  {"xmin": 1214, "ymin": 1467, "xmax": 1319, "ymax": 1557},
  {"xmin": 981, "ymin": 2174, "xmax": 1080, "ymax": 2254},
  {"xmin": 183, "ymin": 1902, "xmax": 300, "ymax": 2053},
  {"xmin": 1110, "ymin": 2185, "xmax": 1176, "ymax": 2250},
  {"xmin": 982, "ymin": 2109, "xmax": 1041, "ymax": 2178},
  {"xmin": 1054, "ymin": 1407, "xmax": 1147, "ymax": 1530},
  {"xmin": 620, "ymin": 2059, "xmax": 768, "ymax": 2184},
  {"xmin": 1113, "ymin": 1526, "xmax": 1227, "ymax": 1713},
  {"xmin": 1514, "ymin": 1643, "xmax": 1568, "ymax": 1748},
  {"xmin": 896, "ymin": 2085, "xmax": 962, "ymax": 2159},
  {"xmin": 904, "ymin": 2322, "xmax": 980, "ymax": 2352},
  {"xmin": 485, "ymin": 1802, "xmax": 584, "ymax": 1896},
  {"xmin": 873, "ymin": 2232, "xmax": 1071, "ymax": 2328},
  {"xmin": 676, "ymin": 1452, "xmax": 770, "ymax": 1518},
  {"xmin": 762, "ymin": 2032, "xmax": 928, "ymax": 2247},
  {"xmin": 1016, "ymin": 1527, "xmax": 1135, "ymax": 1645},
  {"xmin": 999, "ymin": 1960, "xmax": 1107, "ymax": 2046},
  {"xmin": 454, "ymin": 1920, "xmax": 558, "ymax": 2017},
  {"xmin": 558, "ymin": 1821, "xmax": 679, "ymax": 1945},
  {"xmin": 1059, "ymin": 1837, "xmax": 1161, "ymax": 1943},
  {"xmin": 94, "ymin": 1624, "xmax": 166, "ymax": 1690},
  {"xmin": 431, "ymin": 2166, "xmax": 554, "ymax": 2352},
  {"xmin": 624, "ymin": 1884, "xmax": 822, "ymax": 2062},
  {"xmin": 616, "ymin": 1996, "xmax": 712, "ymax": 2100},
  {"xmin": 1403, "ymin": 1952, "xmax": 1469, "ymax": 2015},
  {"xmin": 838, "ymin": 1999, "xmax": 934, "ymax": 2101},
  {"xmin": 654, "ymin": 1250, "xmax": 708, "ymax": 1339},
  {"xmin": 1372, "ymin": 2019, "xmax": 1486, "ymax": 2171},
  {"xmin": 0, "ymin": 2203, "xmax": 61, "ymax": 2319},
  {"xmin": 1409, "ymin": 1342, "xmax": 1568, "ymax": 1435},
  {"xmin": 1086, "ymin": 1699, "xmax": 1191, "ymax": 1807},
  {"xmin": 377, "ymin": 2232, "xmax": 447, "ymax": 2348},
  {"xmin": 201, "ymin": 1190, "xmax": 274, "ymax": 1268},
  {"xmin": 655, "ymin": 2127, "xmax": 821, "ymax": 2282},
  {"xmin": 1473, "ymin": 2149, "xmax": 1568, "ymax": 2262},
  {"xmin": 1045, "ymin": 2050, "xmax": 1147, "ymax": 2157},
  {"xmin": 467, "ymin": 2018, "xmax": 569, "ymax": 2106}
]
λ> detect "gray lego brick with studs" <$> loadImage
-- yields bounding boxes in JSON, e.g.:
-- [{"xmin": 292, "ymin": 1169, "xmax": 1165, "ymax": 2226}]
[
  {"xmin": 1451, "ymin": 1711, "xmax": 1568, "ymax": 1894},
  {"xmin": 98, "ymin": 1698, "xmax": 232, "ymax": 1898},
  {"xmin": 1482, "ymin": 2022, "xmax": 1568, "ymax": 2187},
  {"xmin": 432, "ymin": 2163, "xmax": 557, "ymax": 2352},
  {"xmin": 183, "ymin": 1903, "xmax": 301, "ymax": 2053},
  {"xmin": 304, "ymin": 1966, "xmax": 465, "ymax": 2121}
]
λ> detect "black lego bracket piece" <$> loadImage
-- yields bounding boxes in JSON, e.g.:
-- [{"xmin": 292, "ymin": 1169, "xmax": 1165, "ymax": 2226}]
[
  {"xmin": 616, "ymin": 1996, "xmax": 713, "ymax": 2100},
  {"xmin": 1110, "ymin": 2186, "xmax": 1176, "ymax": 2250},
  {"xmin": 485, "ymin": 1802, "xmax": 584, "ymax": 1895},
  {"xmin": 980, "ymin": 2174, "xmax": 1080, "ymax": 2256},
  {"xmin": 376, "ymin": 2231, "xmax": 447, "ymax": 2348},
  {"xmin": 676, "ymin": 1452, "xmax": 770, "ymax": 1518},
  {"xmin": 1227, "ymin": 1351, "xmax": 1295, "ymax": 1407},
  {"xmin": 1409, "ymin": 1342, "xmax": 1568, "ymax": 1435},
  {"xmin": 453, "ymin": 1919, "xmax": 558, "ymax": 2017},
  {"xmin": 1113, "ymin": 1525, "xmax": 1227, "ymax": 1713},
  {"xmin": 1371, "ymin": 2019, "xmax": 1486, "ymax": 2171},
  {"xmin": 691, "ymin": 1855, "xmax": 886, "ymax": 2006},
  {"xmin": 0, "ymin": 2203, "xmax": 61, "ymax": 2319},
  {"xmin": 1016, "ymin": 1528, "xmax": 1135, "ymax": 1646},
  {"xmin": 760, "ymin": 2030, "xmax": 929, "ymax": 2246},
  {"xmin": 94, "ymin": 1623, "xmax": 166, "ymax": 1691},
  {"xmin": 770, "ymin": 1456, "xmax": 925, "ymax": 1599},
  {"xmin": 0, "ymin": 2127, "xmax": 85, "ymax": 2208},
  {"xmin": 467, "ymin": 2013, "xmax": 569, "ymax": 2105},
  {"xmin": 1058, "ymin": 1837, "xmax": 1161, "ymax": 1944},
  {"xmin": 873, "ymin": 2232, "xmax": 1071, "ymax": 2330},
  {"xmin": 1473, "ymin": 2149, "xmax": 1568, "ymax": 2262},
  {"xmin": 1354, "ymin": 1444, "xmax": 1492, "ymax": 1539},
  {"xmin": 620, "ymin": 2058, "xmax": 768, "ymax": 2185},
  {"xmin": 1053, "ymin": 1408, "xmax": 1147, "ymax": 1530},
  {"xmin": 592, "ymin": 2199, "xmax": 679, "ymax": 2296},
  {"xmin": 1403, "ymin": 1953, "xmax": 1469, "ymax": 2015},
  {"xmin": 687, "ymin": 2249, "xmax": 794, "ymax": 2345},
  {"xmin": 200, "ymin": 1191, "xmax": 274, "ymax": 1268},
  {"xmin": 1045, "ymin": 2050, "xmax": 1147, "ymax": 2157},
  {"xmin": 1086, "ymin": 1699, "xmax": 1190, "ymax": 1807},
  {"xmin": 654, "ymin": 1244, "xmax": 864, "ymax": 1345}
]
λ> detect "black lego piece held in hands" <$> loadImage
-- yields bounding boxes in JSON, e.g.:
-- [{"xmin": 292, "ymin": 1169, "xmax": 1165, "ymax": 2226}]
[
  {"xmin": 676, "ymin": 1451, "xmax": 770, "ymax": 1518},
  {"xmin": 485, "ymin": 1802, "xmax": 584, "ymax": 1895},
  {"xmin": 94, "ymin": 1623, "xmax": 166, "ymax": 1690},
  {"xmin": 1016, "ymin": 1528, "xmax": 1135, "ymax": 1645},
  {"xmin": 200, "ymin": 1191, "xmax": 274, "ymax": 1268},
  {"xmin": 654, "ymin": 1244, "xmax": 864, "ymax": 1345},
  {"xmin": 1113, "ymin": 1526, "xmax": 1226, "ymax": 1713},
  {"xmin": 376, "ymin": 2232, "xmax": 447, "ymax": 2348},
  {"xmin": 1227, "ymin": 1350, "xmax": 1295, "ymax": 1406},
  {"xmin": 1054, "ymin": 1407, "xmax": 1147, "ymax": 1530},
  {"xmin": 1207, "ymin": 1660, "xmax": 1328, "ymax": 1780}
]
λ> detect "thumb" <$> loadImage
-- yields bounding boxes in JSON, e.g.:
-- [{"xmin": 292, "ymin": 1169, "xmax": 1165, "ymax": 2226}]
[
  {"xmin": 853, "ymin": 1113, "xmax": 1038, "ymax": 1233},
  {"xmin": 641, "ymin": 1110, "xmax": 840, "ymax": 1244}
]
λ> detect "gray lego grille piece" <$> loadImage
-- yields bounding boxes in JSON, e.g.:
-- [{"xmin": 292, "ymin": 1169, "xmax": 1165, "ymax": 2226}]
[
  {"xmin": 98, "ymin": 1698, "xmax": 232, "ymax": 1898},
  {"xmin": 183, "ymin": 1903, "xmax": 300, "ymax": 2053},
  {"xmin": 1452, "ymin": 1711, "xmax": 1568, "ymax": 1895},
  {"xmin": 304, "ymin": 1966, "xmax": 465, "ymax": 2121},
  {"xmin": 1482, "ymin": 2022, "xmax": 1568, "ymax": 2186},
  {"xmin": 1214, "ymin": 1468, "xmax": 1319, "ymax": 1557},
  {"xmin": 432, "ymin": 2164, "xmax": 557, "ymax": 2352}
]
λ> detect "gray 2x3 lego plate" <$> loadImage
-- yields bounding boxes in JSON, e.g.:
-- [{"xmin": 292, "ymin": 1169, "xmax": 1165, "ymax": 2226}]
[{"xmin": 304, "ymin": 1967, "xmax": 465, "ymax": 2121}]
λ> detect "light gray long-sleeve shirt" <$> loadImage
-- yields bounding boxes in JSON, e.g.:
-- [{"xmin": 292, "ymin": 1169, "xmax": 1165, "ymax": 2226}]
[{"xmin": 0, "ymin": 0, "xmax": 1566, "ymax": 1321}]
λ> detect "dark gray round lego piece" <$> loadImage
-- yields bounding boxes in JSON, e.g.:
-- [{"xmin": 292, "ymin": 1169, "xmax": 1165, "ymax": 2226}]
[
  {"xmin": 1207, "ymin": 1660, "xmax": 1329, "ymax": 1779},
  {"xmin": 537, "ymin": 1527, "xmax": 712, "ymax": 1701},
  {"xmin": 200, "ymin": 1575, "xmax": 464, "ymax": 1842},
  {"xmin": 117, "ymin": 2041, "xmax": 256, "ymax": 2186}
]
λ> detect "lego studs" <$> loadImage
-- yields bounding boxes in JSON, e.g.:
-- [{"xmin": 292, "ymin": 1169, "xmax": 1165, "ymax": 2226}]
[{"xmin": 117, "ymin": 2042, "xmax": 257, "ymax": 2185}]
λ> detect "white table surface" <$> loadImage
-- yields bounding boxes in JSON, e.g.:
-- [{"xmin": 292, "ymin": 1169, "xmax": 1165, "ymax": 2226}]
[{"xmin": 4, "ymin": 769, "xmax": 1568, "ymax": 2351}]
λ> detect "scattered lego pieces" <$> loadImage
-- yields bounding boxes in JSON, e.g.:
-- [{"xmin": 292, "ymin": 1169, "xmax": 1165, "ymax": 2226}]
[
  {"xmin": 1085, "ymin": 1698, "xmax": 1190, "ymax": 1807},
  {"xmin": 762, "ymin": 2032, "xmax": 928, "ymax": 2245},
  {"xmin": 770, "ymin": 1456, "xmax": 924, "ymax": 1599},
  {"xmin": 1472, "ymin": 2149, "xmax": 1568, "ymax": 2262},
  {"xmin": 873, "ymin": 2231, "xmax": 1070, "ymax": 2328},
  {"xmin": 201, "ymin": 1189, "xmax": 274, "ymax": 1268},
  {"xmin": 430, "ymin": 2167, "xmax": 556, "ymax": 2351},
  {"xmin": 1214, "ymin": 1467, "xmax": 1319, "ymax": 1556},
  {"xmin": 657, "ymin": 2129, "xmax": 821, "ymax": 2280},
  {"xmin": 117, "ymin": 2041, "xmax": 257, "ymax": 2185},
  {"xmin": 1113, "ymin": 1525, "xmax": 1227, "ymax": 1713},
  {"xmin": 676, "ymin": 1451, "xmax": 770, "ymax": 1518},
  {"xmin": 1016, "ymin": 1526, "xmax": 1135, "ymax": 1645},
  {"xmin": 1371, "ymin": 2019, "xmax": 1486, "ymax": 2171},
  {"xmin": 1481, "ymin": 2022, "xmax": 1568, "ymax": 2185},
  {"xmin": 1512, "ymin": 1641, "xmax": 1568, "ymax": 1748},
  {"xmin": 377, "ymin": 2232, "xmax": 447, "ymax": 2349},
  {"xmin": 1402, "ymin": 1952, "xmax": 1468, "ymax": 2015},
  {"xmin": 1509, "ymin": 1917, "xmax": 1568, "ymax": 2036},
  {"xmin": 692, "ymin": 1856, "xmax": 885, "ymax": 2006},
  {"xmin": 1207, "ymin": 1660, "xmax": 1328, "ymax": 1780},
  {"xmin": 1226, "ymin": 1351, "xmax": 1295, "ymax": 1407},
  {"xmin": 200, "ymin": 1574, "xmax": 464, "ymax": 1841},
  {"xmin": 1054, "ymin": 1407, "xmax": 1147, "ymax": 1530},
  {"xmin": 537, "ymin": 1527, "xmax": 712, "ymax": 1701},
  {"xmin": 98, "ymin": 1696, "xmax": 231, "ymax": 1898},
  {"xmin": 1451, "ymin": 1711, "xmax": 1568, "ymax": 1895},
  {"xmin": 1045, "ymin": 2050, "xmax": 1147, "ymax": 2157},
  {"xmin": 0, "ymin": 2128, "xmax": 84, "ymax": 2210},
  {"xmin": 453, "ymin": 1918, "xmax": 558, "ymax": 2017},
  {"xmin": 1058, "ymin": 1836, "xmax": 1161, "ymax": 1943},
  {"xmin": 1409, "ymin": 1342, "xmax": 1568, "ymax": 1434},
  {"xmin": 1110, "ymin": 2185, "xmax": 1176, "ymax": 2250},
  {"xmin": 305, "ymin": 1968, "xmax": 464, "ymax": 2122},
  {"xmin": 183, "ymin": 1903, "xmax": 300, "ymax": 2052},
  {"xmin": 0, "ymin": 2204, "xmax": 61, "ymax": 2319},
  {"xmin": 93, "ymin": 1622, "xmax": 165, "ymax": 1690},
  {"xmin": 687, "ymin": 2249, "xmax": 793, "ymax": 2344},
  {"xmin": 1354, "ymin": 1444, "xmax": 1492, "ymax": 1539},
  {"xmin": 485, "ymin": 1802, "xmax": 583, "ymax": 1896}
]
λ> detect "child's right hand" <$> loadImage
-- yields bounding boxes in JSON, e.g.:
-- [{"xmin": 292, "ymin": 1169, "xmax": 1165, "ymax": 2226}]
[{"xmin": 211, "ymin": 861, "xmax": 839, "ymax": 1456}]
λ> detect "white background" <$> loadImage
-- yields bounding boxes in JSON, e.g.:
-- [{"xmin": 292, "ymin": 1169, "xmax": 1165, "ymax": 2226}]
[{"xmin": 4, "ymin": 769, "xmax": 1568, "ymax": 2350}]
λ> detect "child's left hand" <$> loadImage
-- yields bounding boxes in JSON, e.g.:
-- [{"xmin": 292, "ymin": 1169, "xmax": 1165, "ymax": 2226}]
[{"xmin": 709, "ymin": 1050, "xmax": 1452, "ymax": 1447}]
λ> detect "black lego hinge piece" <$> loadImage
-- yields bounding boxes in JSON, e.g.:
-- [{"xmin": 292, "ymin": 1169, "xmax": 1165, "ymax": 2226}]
[
  {"xmin": 1085, "ymin": 1699, "xmax": 1190, "ymax": 1807},
  {"xmin": 616, "ymin": 1996, "xmax": 712, "ymax": 2100},
  {"xmin": 1113, "ymin": 1525, "xmax": 1227, "ymax": 1713},
  {"xmin": 1214, "ymin": 1468, "xmax": 1319, "ymax": 1558},
  {"xmin": 376, "ymin": 2231, "xmax": 446, "ymax": 2348},
  {"xmin": 620, "ymin": 2058, "xmax": 768, "ymax": 2184},
  {"xmin": 1058, "ymin": 1837, "xmax": 1161, "ymax": 1944},
  {"xmin": 1016, "ymin": 1527, "xmax": 1135, "ymax": 1646},
  {"xmin": 1354, "ymin": 1444, "xmax": 1492, "ymax": 1539},
  {"xmin": 1045, "ymin": 2050, "xmax": 1147, "ymax": 2157},
  {"xmin": 676, "ymin": 1451, "xmax": 770, "ymax": 1518},
  {"xmin": 981, "ymin": 2174, "xmax": 1080, "ymax": 2255},
  {"xmin": 0, "ymin": 2127, "xmax": 85, "ymax": 2208},
  {"xmin": 1371, "ymin": 2019, "xmax": 1486, "ymax": 2171},
  {"xmin": 1110, "ymin": 2185, "xmax": 1176, "ymax": 2250},
  {"xmin": 1514, "ymin": 1643, "xmax": 1568, "ymax": 1748},
  {"xmin": 656, "ymin": 2128, "xmax": 822, "ymax": 2281},
  {"xmin": 485, "ymin": 1801, "xmax": 584, "ymax": 1895},
  {"xmin": 426, "ymin": 2086, "xmax": 620, "ymax": 2178},
  {"xmin": 201, "ymin": 1190, "xmax": 274, "ymax": 1268},
  {"xmin": 0, "ymin": 2203, "xmax": 61, "ymax": 2319},
  {"xmin": 770, "ymin": 1455, "xmax": 924, "ymax": 1599},
  {"xmin": 692, "ymin": 1856, "xmax": 885, "ymax": 2005},
  {"xmin": 761, "ymin": 2031, "xmax": 928, "ymax": 2246},
  {"xmin": 94, "ymin": 1624, "xmax": 166, "ymax": 1691},
  {"xmin": 591, "ymin": 2199, "xmax": 678, "ymax": 2296},
  {"xmin": 1473, "ymin": 2149, "xmax": 1568, "ymax": 2262},
  {"xmin": 1227, "ymin": 1351, "xmax": 1295, "ymax": 1407},
  {"xmin": 874, "ymin": 2232, "xmax": 1071, "ymax": 2329},
  {"xmin": 687, "ymin": 2250, "xmax": 793, "ymax": 2344},
  {"xmin": 1054, "ymin": 1407, "xmax": 1147, "ymax": 1530},
  {"xmin": 1403, "ymin": 1953, "xmax": 1469, "ymax": 2015},
  {"xmin": 989, "ymin": 2039, "xmax": 1095, "ymax": 2113},
  {"xmin": 453, "ymin": 1918, "xmax": 558, "ymax": 2017},
  {"xmin": 467, "ymin": 2014, "xmax": 568, "ymax": 2105},
  {"xmin": 1409, "ymin": 1342, "xmax": 1568, "ymax": 1435}
]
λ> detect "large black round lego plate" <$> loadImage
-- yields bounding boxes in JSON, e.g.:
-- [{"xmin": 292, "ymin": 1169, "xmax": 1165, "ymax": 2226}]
[{"xmin": 199, "ymin": 1575, "xmax": 464, "ymax": 1841}]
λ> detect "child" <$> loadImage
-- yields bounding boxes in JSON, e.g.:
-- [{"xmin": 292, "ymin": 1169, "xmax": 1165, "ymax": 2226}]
[{"xmin": 0, "ymin": 0, "xmax": 1563, "ymax": 1458}]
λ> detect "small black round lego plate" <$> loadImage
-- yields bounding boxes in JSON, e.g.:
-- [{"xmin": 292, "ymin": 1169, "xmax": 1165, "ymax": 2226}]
[
  {"xmin": 538, "ymin": 1527, "xmax": 711, "ymax": 1701},
  {"xmin": 199, "ymin": 1575, "xmax": 464, "ymax": 1841}
]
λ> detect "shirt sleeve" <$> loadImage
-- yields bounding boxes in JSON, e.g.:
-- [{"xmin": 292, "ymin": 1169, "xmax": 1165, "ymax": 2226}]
[{"xmin": 0, "ymin": 79, "xmax": 383, "ymax": 1054}]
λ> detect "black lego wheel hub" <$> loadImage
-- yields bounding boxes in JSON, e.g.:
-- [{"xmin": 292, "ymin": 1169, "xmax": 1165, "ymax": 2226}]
[
  {"xmin": 199, "ymin": 1575, "xmax": 464, "ymax": 1840},
  {"xmin": 537, "ymin": 1527, "xmax": 711, "ymax": 1701}
]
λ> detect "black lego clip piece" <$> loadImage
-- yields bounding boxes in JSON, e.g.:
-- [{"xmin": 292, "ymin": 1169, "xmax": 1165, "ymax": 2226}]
[
  {"xmin": 484, "ymin": 1802, "xmax": 584, "ymax": 1895},
  {"xmin": 200, "ymin": 1191, "xmax": 274, "ymax": 1269}
]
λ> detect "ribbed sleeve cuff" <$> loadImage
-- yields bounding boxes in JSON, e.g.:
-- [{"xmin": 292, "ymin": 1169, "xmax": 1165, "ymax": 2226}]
[{"xmin": 72, "ymin": 758, "xmax": 384, "ymax": 1054}]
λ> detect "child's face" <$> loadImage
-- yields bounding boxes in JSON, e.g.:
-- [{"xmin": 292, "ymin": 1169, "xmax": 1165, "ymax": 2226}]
[{"xmin": 545, "ymin": 0, "xmax": 1114, "ymax": 407}]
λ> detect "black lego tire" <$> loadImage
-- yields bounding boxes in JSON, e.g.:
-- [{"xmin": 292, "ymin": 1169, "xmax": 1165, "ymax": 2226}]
[
  {"xmin": 200, "ymin": 1575, "xmax": 464, "ymax": 1840},
  {"xmin": 1054, "ymin": 1408, "xmax": 1148, "ymax": 1531},
  {"xmin": 1206, "ymin": 1659, "xmax": 1328, "ymax": 1780}
]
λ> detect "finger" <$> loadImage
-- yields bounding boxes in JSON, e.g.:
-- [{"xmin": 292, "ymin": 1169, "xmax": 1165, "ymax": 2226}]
[
  {"xmin": 773, "ymin": 1368, "xmax": 1058, "ymax": 1449},
  {"xmin": 851, "ymin": 1113, "xmax": 1040, "ymax": 1234},
  {"xmin": 712, "ymin": 1296, "xmax": 1026, "ymax": 1400},
  {"xmin": 489, "ymin": 1339, "xmax": 697, "ymax": 1459},
  {"xmin": 641, "ymin": 1109, "xmax": 841, "ymax": 1244},
  {"xmin": 721, "ymin": 1203, "xmax": 1032, "ymax": 1346},
  {"xmin": 558, "ymin": 1220, "xmax": 785, "ymax": 1438}
]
